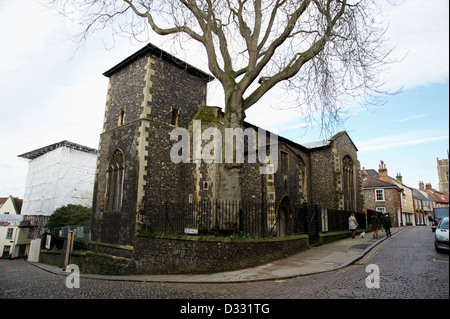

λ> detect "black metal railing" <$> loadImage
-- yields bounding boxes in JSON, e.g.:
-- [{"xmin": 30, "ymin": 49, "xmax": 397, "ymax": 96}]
[
  {"xmin": 139, "ymin": 200, "xmax": 281, "ymax": 237},
  {"xmin": 137, "ymin": 200, "xmax": 365, "ymax": 238},
  {"xmin": 137, "ymin": 201, "xmax": 365, "ymax": 237}
]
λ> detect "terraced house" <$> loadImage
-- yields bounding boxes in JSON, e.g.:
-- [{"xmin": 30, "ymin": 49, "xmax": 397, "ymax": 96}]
[{"xmin": 361, "ymin": 163, "xmax": 404, "ymax": 227}]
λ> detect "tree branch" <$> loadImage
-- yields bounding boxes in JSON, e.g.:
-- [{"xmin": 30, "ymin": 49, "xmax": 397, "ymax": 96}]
[
  {"xmin": 242, "ymin": 0, "xmax": 348, "ymax": 110},
  {"xmin": 124, "ymin": 0, "xmax": 203, "ymax": 42}
]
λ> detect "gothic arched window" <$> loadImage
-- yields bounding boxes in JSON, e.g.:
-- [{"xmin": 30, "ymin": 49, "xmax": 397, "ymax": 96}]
[
  {"xmin": 105, "ymin": 149, "xmax": 125, "ymax": 212},
  {"xmin": 298, "ymin": 158, "xmax": 307, "ymax": 200},
  {"xmin": 343, "ymin": 155, "xmax": 355, "ymax": 212}
]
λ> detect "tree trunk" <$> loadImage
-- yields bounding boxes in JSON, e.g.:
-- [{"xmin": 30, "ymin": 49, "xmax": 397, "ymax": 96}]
[{"xmin": 216, "ymin": 90, "xmax": 244, "ymax": 232}]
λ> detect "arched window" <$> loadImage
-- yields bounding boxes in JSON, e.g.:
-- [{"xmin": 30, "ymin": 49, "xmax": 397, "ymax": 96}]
[
  {"xmin": 343, "ymin": 155, "xmax": 355, "ymax": 212},
  {"xmin": 298, "ymin": 158, "xmax": 306, "ymax": 200},
  {"xmin": 105, "ymin": 149, "xmax": 125, "ymax": 212}
]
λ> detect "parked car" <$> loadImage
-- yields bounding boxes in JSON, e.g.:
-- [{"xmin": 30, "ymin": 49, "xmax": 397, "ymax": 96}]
[
  {"xmin": 434, "ymin": 217, "xmax": 449, "ymax": 253},
  {"xmin": 432, "ymin": 207, "xmax": 449, "ymax": 232}
]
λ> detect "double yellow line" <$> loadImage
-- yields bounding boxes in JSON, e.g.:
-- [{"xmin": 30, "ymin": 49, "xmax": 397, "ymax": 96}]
[{"xmin": 358, "ymin": 227, "xmax": 408, "ymax": 265}]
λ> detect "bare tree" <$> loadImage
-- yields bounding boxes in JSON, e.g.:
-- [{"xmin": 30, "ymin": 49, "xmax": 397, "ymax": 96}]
[{"xmin": 48, "ymin": 0, "xmax": 396, "ymax": 201}]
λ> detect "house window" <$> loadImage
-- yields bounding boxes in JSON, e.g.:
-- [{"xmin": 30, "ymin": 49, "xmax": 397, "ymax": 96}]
[
  {"xmin": 376, "ymin": 207, "xmax": 386, "ymax": 214},
  {"xmin": 375, "ymin": 189, "xmax": 385, "ymax": 201},
  {"xmin": 298, "ymin": 168, "xmax": 304, "ymax": 194},
  {"xmin": 170, "ymin": 108, "xmax": 179, "ymax": 126},
  {"xmin": 280, "ymin": 150, "xmax": 289, "ymax": 175},
  {"xmin": 6, "ymin": 228, "xmax": 13, "ymax": 239},
  {"xmin": 105, "ymin": 149, "xmax": 125, "ymax": 212},
  {"xmin": 27, "ymin": 228, "xmax": 35, "ymax": 239}
]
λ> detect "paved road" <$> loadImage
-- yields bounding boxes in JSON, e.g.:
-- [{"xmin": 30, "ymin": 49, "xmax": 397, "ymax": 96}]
[
  {"xmin": 230, "ymin": 226, "xmax": 449, "ymax": 299},
  {"xmin": 0, "ymin": 226, "xmax": 448, "ymax": 300}
]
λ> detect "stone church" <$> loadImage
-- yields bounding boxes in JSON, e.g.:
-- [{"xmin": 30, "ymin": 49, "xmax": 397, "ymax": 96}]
[{"xmin": 89, "ymin": 43, "xmax": 364, "ymax": 258}]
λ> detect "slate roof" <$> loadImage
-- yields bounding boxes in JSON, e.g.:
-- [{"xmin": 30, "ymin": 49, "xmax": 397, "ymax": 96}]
[
  {"xmin": 412, "ymin": 188, "xmax": 435, "ymax": 202},
  {"xmin": 302, "ymin": 140, "xmax": 330, "ymax": 149},
  {"xmin": 363, "ymin": 176, "xmax": 400, "ymax": 189},
  {"xmin": 361, "ymin": 169, "xmax": 379, "ymax": 178},
  {"xmin": 302, "ymin": 131, "xmax": 358, "ymax": 151}
]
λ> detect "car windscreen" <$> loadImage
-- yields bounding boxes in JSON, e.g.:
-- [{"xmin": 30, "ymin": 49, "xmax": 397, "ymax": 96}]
[{"xmin": 439, "ymin": 219, "xmax": 449, "ymax": 230}]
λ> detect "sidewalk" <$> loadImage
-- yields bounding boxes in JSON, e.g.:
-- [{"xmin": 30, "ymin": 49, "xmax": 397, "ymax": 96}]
[{"xmin": 31, "ymin": 227, "xmax": 405, "ymax": 284}]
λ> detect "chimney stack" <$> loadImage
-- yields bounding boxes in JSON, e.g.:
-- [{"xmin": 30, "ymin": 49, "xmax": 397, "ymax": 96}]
[
  {"xmin": 396, "ymin": 173, "xmax": 403, "ymax": 184},
  {"xmin": 425, "ymin": 183, "xmax": 432, "ymax": 190},
  {"xmin": 378, "ymin": 160, "xmax": 388, "ymax": 181},
  {"xmin": 362, "ymin": 167, "xmax": 367, "ymax": 179},
  {"xmin": 419, "ymin": 181, "xmax": 425, "ymax": 191}
]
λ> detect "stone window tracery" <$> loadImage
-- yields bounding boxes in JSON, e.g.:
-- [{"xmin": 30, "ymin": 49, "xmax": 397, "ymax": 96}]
[
  {"xmin": 105, "ymin": 149, "xmax": 125, "ymax": 212},
  {"xmin": 343, "ymin": 155, "xmax": 355, "ymax": 211}
]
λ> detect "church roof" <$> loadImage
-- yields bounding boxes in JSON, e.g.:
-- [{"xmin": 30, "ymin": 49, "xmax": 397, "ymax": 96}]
[
  {"xmin": 103, "ymin": 43, "xmax": 214, "ymax": 82},
  {"xmin": 302, "ymin": 131, "xmax": 358, "ymax": 151}
]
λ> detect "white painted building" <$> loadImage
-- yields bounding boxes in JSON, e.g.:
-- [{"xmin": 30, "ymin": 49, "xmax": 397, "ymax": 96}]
[
  {"xmin": 13, "ymin": 141, "xmax": 97, "ymax": 259},
  {"xmin": 0, "ymin": 195, "xmax": 26, "ymax": 258},
  {"xmin": 18, "ymin": 140, "xmax": 98, "ymax": 216}
]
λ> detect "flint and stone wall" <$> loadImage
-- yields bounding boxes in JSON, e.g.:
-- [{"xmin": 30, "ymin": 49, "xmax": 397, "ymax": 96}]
[{"xmin": 133, "ymin": 233, "xmax": 309, "ymax": 275}]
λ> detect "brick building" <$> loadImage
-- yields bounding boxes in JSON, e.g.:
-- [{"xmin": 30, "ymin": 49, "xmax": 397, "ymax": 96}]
[
  {"xmin": 90, "ymin": 43, "xmax": 364, "ymax": 257},
  {"xmin": 423, "ymin": 183, "xmax": 449, "ymax": 208},
  {"xmin": 361, "ymin": 162, "xmax": 404, "ymax": 227}
]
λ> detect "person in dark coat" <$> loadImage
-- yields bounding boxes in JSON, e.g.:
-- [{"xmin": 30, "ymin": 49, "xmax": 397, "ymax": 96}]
[
  {"xmin": 378, "ymin": 213, "xmax": 385, "ymax": 232},
  {"xmin": 371, "ymin": 213, "xmax": 380, "ymax": 238},
  {"xmin": 383, "ymin": 213, "xmax": 392, "ymax": 237}
]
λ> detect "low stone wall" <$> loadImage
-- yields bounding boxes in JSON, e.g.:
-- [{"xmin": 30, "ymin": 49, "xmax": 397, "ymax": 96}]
[
  {"xmin": 133, "ymin": 233, "xmax": 309, "ymax": 275},
  {"xmin": 39, "ymin": 250, "xmax": 87, "ymax": 268},
  {"xmin": 39, "ymin": 249, "xmax": 135, "ymax": 276},
  {"xmin": 319, "ymin": 229, "xmax": 364, "ymax": 245},
  {"xmin": 88, "ymin": 241, "xmax": 134, "ymax": 259},
  {"xmin": 38, "ymin": 234, "xmax": 310, "ymax": 275}
]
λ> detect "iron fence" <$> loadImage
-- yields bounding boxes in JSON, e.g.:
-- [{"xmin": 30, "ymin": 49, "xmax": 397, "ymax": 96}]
[
  {"xmin": 138, "ymin": 200, "xmax": 284, "ymax": 237},
  {"xmin": 137, "ymin": 200, "xmax": 364, "ymax": 239}
]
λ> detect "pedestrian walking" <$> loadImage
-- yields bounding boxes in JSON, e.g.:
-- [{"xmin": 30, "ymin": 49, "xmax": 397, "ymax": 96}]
[
  {"xmin": 349, "ymin": 213, "xmax": 358, "ymax": 239},
  {"xmin": 428, "ymin": 215, "xmax": 434, "ymax": 226},
  {"xmin": 379, "ymin": 213, "xmax": 385, "ymax": 232},
  {"xmin": 383, "ymin": 213, "xmax": 392, "ymax": 237},
  {"xmin": 371, "ymin": 213, "xmax": 380, "ymax": 239}
]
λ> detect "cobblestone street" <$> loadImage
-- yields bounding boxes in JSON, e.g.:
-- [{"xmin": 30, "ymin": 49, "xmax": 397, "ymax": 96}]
[{"xmin": 1, "ymin": 226, "xmax": 448, "ymax": 301}]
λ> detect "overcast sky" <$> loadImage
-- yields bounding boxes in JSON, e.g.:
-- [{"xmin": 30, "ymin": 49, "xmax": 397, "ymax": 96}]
[{"xmin": 0, "ymin": 0, "xmax": 448, "ymax": 199}]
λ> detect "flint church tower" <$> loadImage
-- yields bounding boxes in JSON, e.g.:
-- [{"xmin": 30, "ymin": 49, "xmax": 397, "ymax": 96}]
[
  {"xmin": 90, "ymin": 44, "xmax": 213, "ymax": 254},
  {"xmin": 437, "ymin": 155, "xmax": 449, "ymax": 194}
]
